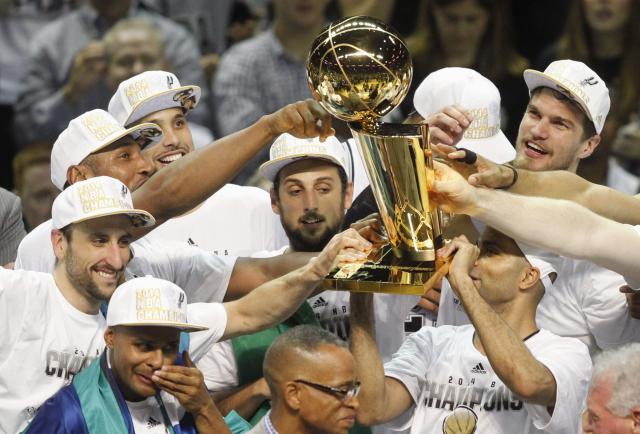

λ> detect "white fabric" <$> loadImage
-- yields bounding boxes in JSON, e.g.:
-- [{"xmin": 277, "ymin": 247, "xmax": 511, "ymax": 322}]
[
  {"xmin": 50, "ymin": 110, "xmax": 162, "ymax": 190},
  {"xmin": 128, "ymin": 397, "xmax": 182, "ymax": 433},
  {"xmin": 51, "ymin": 176, "xmax": 154, "ymax": 229},
  {"xmin": 437, "ymin": 250, "xmax": 640, "ymax": 355},
  {"xmin": 143, "ymin": 184, "xmax": 285, "ymax": 258},
  {"xmin": 384, "ymin": 325, "xmax": 591, "ymax": 434},
  {"xmin": 607, "ymin": 157, "xmax": 640, "ymax": 195},
  {"xmin": 14, "ymin": 220, "xmax": 236, "ymax": 305},
  {"xmin": 0, "ymin": 267, "xmax": 227, "ymax": 433},
  {"xmin": 108, "ymin": 70, "xmax": 201, "ymax": 127}
]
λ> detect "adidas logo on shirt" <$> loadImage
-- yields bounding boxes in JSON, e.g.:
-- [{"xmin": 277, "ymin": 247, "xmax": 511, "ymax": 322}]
[
  {"xmin": 471, "ymin": 363, "xmax": 487, "ymax": 374},
  {"xmin": 312, "ymin": 297, "xmax": 329, "ymax": 309},
  {"xmin": 147, "ymin": 417, "xmax": 161, "ymax": 428}
]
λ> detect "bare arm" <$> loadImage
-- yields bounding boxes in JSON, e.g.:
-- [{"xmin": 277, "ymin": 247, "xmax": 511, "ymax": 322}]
[
  {"xmin": 222, "ymin": 229, "xmax": 371, "ymax": 339},
  {"xmin": 212, "ymin": 378, "xmax": 270, "ymax": 420},
  {"xmin": 349, "ymin": 292, "xmax": 414, "ymax": 425},
  {"xmin": 431, "ymin": 163, "xmax": 640, "ymax": 284},
  {"xmin": 224, "ymin": 253, "xmax": 314, "ymax": 301},
  {"xmin": 130, "ymin": 99, "xmax": 333, "ymax": 237},
  {"xmin": 444, "ymin": 239, "xmax": 557, "ymax": 407}
]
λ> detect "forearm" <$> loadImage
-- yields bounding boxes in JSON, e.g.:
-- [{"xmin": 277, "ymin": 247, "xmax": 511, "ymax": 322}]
[
  {"xmin": 470, "ymin": 189, "xmax": 640, "ymax": 282},
  {"xmin": 223, "ymin": 265, "xmax": 319, "ymax": 339},
  {"xmin": 192, "ymin": 401, "xmax": 232, "ymax": 434},
  {"xmin": 212, "ymin": 379, "xmax": 269, "ymax": 420},
  {"xmin": 132, "ymin": 116, "xmax": 274, "ymax": 222},
  {"xmin": 510, "ymin": 170, "xmax": 640, "ymax": 224},
  {"xmin": 456, "ymin": 276, "xmax": 556, "ymax": 406},
  {"xmin": 225, "ymin": 253, "xmax": 314, "ymax": 300}
]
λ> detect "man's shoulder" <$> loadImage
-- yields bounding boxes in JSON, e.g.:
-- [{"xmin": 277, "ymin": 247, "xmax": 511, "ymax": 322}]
[
  {"xmin": 15, "ymin": 219, "xmax": 55, "ymax": 272},
  {"xmin": 528, "ymin": 329, "xmax": 590, "ymax": 358},
  {"xmin": 29, "ymin": 9, "xmax": 82, "ymax": 47},
  {"xmin": 220, "ymin": 30, "xmax": 275, "ymax": 61},
  {"xmin": 245, "ymin": 418, "xmax": 268, "ymax": 434}
]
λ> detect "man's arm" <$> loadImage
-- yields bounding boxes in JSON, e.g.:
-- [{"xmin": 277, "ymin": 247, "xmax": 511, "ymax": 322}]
[
  {"xmin": 431, "ymin": 163, "xmax": 640, "ymax": 284},
  {"xmin": 221, "ymin": 229, "xmax": 370, "ymax": 339},
  {"xmin": 443, "ymin": 238, "xmax": 557, "ymax": 407},
  {"xmin": 224, "ymin": 252, "xmax": 314, "ymax": 301},
  {"xmin": 212, "ymin": 378, "xmax": 270, "ymax": 420},
  {"xmin": 349, "ymin": 292, "xmax": 414, "ymax": 426},
  {"xmin": 131, "ymin": 99, "xmax": 333, "ymax": 236}
]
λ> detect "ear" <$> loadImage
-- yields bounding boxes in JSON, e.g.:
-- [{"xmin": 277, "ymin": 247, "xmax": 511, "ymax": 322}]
[
  {"xmin": 283, "ymin": 381, "xmax": 302, "ymax": 411},
  {"xmin": 270, "ymin": 187, "xmax": 281, "ymax": 215},
  {"xmin": 104, "ymin": 328, "xmax": 115, "ymax": 349},
  {"xmin": 343, "ymin": 181, "xmax": 354, "ymax": 210},
  {"xmin": 67, "ymin": 164, "xmax": 93, "ymax": 186},
  {"xmin": 51, "ymin": 229, "xmax": 67, "ymax": 262},
  {"xmin": 519, "ymin": 265, "xmax": 541, "ymax": 291},
  {"xmin": 577, "ymin": 134, "xmax": 601, "ymax": 160},
  {"xmin": 631, "ymin": 407, "xmax": 640, "ymax": 433}
]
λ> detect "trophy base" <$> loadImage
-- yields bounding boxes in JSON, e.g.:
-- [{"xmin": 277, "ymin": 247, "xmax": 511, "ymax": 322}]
[{"xmin": 322, "ymin": 244, "xmax": 438, "ymax": 295}]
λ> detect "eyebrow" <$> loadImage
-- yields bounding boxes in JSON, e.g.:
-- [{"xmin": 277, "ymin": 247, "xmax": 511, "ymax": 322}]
[{"xmin": 284, "ymin": 176, "xmax": 336, "ymax": 185}]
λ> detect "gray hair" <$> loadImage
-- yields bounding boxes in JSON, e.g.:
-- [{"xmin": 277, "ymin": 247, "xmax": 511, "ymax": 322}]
[
  {"xmin": 590, "ymin": 343, "xmax": 640, "ymax": 416},
  {"xmin": 103, "ymin": 17, "xmax": 165, "ymax": 58}
]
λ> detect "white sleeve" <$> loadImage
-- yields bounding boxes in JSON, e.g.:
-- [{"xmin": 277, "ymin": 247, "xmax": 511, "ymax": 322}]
[
  {"xmin": 436, "ymin": 278, "xmax": 470, "ymax": 327},
  {"xmin": 13, "ymin": 221, "xmax": 55, "ymax": 272},
  {"xmin": 383, "ymin": 327, "xmax": 439, "ymax": 404},
  {"xmin": 524, "ymin": 335, "xmax": 592, "ymax": 434},
  {"xmin": 581, "ymin": 264, "xmax": 640, "ymax": 349},
  {"xmin": 129, "ymin": 240, "xmax": 236, "ymax": 304},
  {"xmin": 625, "ymin": 225, "xmax": 640, "ymax": 287},
  {"xmin": 197, "ymin": 340, "xmax": 240, "ymax": 392},
  {"xmin": 186, "ymin": 302, "xmax": 228, "ymax": 362},
  {"xmin": 0, "ymin": 269, "xmax": 31, "ymax": 363}
]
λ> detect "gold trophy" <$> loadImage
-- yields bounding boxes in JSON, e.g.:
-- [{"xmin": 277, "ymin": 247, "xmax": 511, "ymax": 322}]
[{"xmin": 307, "ymin": 16, "xmax": 446, "ymax": 295}]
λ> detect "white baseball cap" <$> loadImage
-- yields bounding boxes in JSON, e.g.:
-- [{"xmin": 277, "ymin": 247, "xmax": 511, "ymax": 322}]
[
  {"xmin": 109, "ymin": 70, "xmax": 201, "ymax": 127},
  {"xmin": 259, "ymin": 133, "xmax": 352, "ymax": 182},
  {"xmin": 51, "ymin": 176, "xmax": 155, "ymax": 229},
  {"xmin": 51, "ymin": 109, "xmax": 163, "ymax": 190},
  {"xmin": 413, "ymin": 67, "xmax": 516, "ymax": 164},
  {"xmin": 107, "ymin": 275, "xmax": 208, "ymax": 332},
  {"xmin": 523, "ymin": 60, "xmax": 610, "ymax": 134}
]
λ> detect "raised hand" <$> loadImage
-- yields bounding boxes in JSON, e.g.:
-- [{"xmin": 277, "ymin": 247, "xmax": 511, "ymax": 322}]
[
  {"xmin": 63, "ymin": 41, "xmax": 107, "ymax": 103},
  {"xmin": 264, "ymin": 99, "xmax": 335, "ymax": 141},
  {"xmin": 306, "ymin": 228, "xmax": 372, "ymax": 280},
  {"xmin": 426, "ymin": 104, "xmax": 473, "ymax": 151},
  {"xmin": 429, "ymin": 161, "xmax": 479, "ymax": 215}
]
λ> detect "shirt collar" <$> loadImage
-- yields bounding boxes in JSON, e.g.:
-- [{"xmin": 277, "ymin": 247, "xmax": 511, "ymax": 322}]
[{"xmin": 263, "ymin": 411, "xmax": 280, "ymax": 434}]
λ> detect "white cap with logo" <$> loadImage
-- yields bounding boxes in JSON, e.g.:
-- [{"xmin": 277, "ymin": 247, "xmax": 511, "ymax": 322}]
[
  {"xmin": 109, "ymin": 70, "xmax": 201, "ymax": 127},
  {"xmin": 51, "ymin": 176, "xmax": 155, "ymax": 229},
  {"xmin": 51, "ymin": 110, "xmax": 163, "ymax": 190},
  {"xmin": 523, "ymin": 60, "xmax": 610, "ymax": 134},
  {"xmin": 413, "ymin": 67, "xmax": 516, "ymax": 164},
  {"xmin": 259, "ymin": 133, "xmax": 352, "ymax": 182},
  {"xmin": 107, "ymin": 275, "xmax": 208, "ymax": 332}
]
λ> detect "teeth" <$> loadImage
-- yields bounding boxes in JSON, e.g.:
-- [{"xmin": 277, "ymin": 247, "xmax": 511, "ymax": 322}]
[
  {"xmin": 527, "ymin": 142, "xmax": 545, "ymax": 153},
  {"xmin": 303, "ymin": 218, "xmax": 321, "ymax": 224},
  {"xmin": 159, "ymin": 153, "xmax": 183, "ymax": 163},
  {"xmin": 97, "ymin": 271, "xmax": 115, "ymax": 278}
]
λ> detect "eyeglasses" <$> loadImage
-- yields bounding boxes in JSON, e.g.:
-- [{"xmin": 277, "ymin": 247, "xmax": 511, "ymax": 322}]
[{"xmin": 294, "ymin": 379, "xmax": 361, "ymax": 403}]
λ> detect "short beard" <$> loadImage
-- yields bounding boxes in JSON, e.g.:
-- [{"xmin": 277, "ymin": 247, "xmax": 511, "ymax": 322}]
[
  {"xmin": 65, "ymin": 245, "xmax": 110, "ymax": 304},
  {"xmin": 281, "ymin": 213, "xmax": 344, "ymax": 252}
]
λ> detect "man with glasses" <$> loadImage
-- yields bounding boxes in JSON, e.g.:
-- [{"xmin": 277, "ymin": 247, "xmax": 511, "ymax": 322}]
[{"xmin": 247, "ymin": 325, "xmax": 360, "ymax": 434}]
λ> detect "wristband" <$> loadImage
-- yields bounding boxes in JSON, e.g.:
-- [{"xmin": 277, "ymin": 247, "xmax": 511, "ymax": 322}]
[{"xmin": 496, "ymin": 164, "xmax": 518, "ymax": 190}]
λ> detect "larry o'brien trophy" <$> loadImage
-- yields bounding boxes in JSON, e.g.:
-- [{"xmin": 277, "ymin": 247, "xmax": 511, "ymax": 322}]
[{"xmin": 307, "ymin": 16, "xmax": 447, "ymax": 296}]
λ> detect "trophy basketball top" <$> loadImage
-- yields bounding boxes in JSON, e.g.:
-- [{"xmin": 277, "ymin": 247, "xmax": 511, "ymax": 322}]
[{"xmin": 306, "ymin": 16, "xmax": 413, "ymax": 123}]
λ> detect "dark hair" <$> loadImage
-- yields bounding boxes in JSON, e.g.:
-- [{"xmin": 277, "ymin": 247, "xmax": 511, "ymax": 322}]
[
  {"xmin": 530, "ymin": 87, "xmax": 596, "ymax": 140},
  {"xmin": 60, "ymin": 225, "xmax": 74, "ymax": 242},
  {"xmin": 272, "ymin": 160, "xmax": 348, "ymax": 196},
  {"xmin": 407, "ymin": 0, "xmax": 528, "ymax": 82}
]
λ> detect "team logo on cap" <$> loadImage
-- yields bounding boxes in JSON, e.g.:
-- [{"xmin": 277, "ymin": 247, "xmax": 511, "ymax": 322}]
[
  {"xmin": 580, "ymin": 77, "xmax": 599, "ymax": 87},
  {"xmin": 166, "ymin": 75, "xmax": 175, "ymax": 89},
  {"xmin": 121, "ymin": 184, "xmax": 128, "ymax": 198},
  {"xmin": 138, "ymin": 127, "xmax": 162, "ymax": 139},
  {"xmin": 173, "ymin": 88, "xmax": 196, "ymax": 111}
]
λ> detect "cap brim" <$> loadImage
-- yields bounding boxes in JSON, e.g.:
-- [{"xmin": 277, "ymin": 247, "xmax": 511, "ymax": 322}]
[
  {"xmin": 68, "ymin": 208, "xmax": 156, "ymax": 228},
  {"xmin": 523, "ymin": 69, "xmax": 593, "ymax": 123},
  {"xmin": 89, "ymin": 122, "xmax": 164, "ymax": 156},
  {"xmin": 259, "ymin": 153, "xmax": 344, "ymax": 181},
  {"xmin": 124, "ymin": 85, "xmax": 202, "ymax": 126},
  {"xmin": 115, "ymin": 321, "xmax": 209, "ymax": 332},
  {"xmin": 457, "ymin": 130, "xmax": 515, "ymax": 164}
]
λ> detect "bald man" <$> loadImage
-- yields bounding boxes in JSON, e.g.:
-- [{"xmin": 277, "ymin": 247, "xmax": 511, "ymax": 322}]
[{"xmin": 249, "ymin": 325, "xmax": 360, "ymax": 434}]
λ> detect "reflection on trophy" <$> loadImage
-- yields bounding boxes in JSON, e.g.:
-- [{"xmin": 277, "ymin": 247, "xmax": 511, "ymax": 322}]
[{"xmin": 307, "ymin": 16, "xmax": 446, "ymax": 295}]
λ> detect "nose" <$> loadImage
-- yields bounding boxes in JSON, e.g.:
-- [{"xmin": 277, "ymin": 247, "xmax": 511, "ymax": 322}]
[
  {"xmin": 302, "ymin": 190, "xmax": 319, "ymax": 211},
  {"xmin": 162, "ymin": 126, "xmax": 180, "ymax": 149},
  {"xmin": 131, "ymin": 59, "xmax": 146, "ymax": 76},
  {"xmin": 344, "ymin": 394, "xmax": 359, "ymax": 410},
  {"xmin": 529, "ymin": 117, "xmax": 549, "ymax": 140},
  {"xmin": 138, "ymin": 152, "xmax": 156, "ymax": 177},
  {"xmin": 146, "ymin": 349, "xmax": 164, "ymax": 370},
  {"xmin": 105, "ymin": 242, "xmax": 127, "ymax": 271}
]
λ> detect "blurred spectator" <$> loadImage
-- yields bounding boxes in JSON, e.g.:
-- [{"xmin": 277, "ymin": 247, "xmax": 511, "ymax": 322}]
[
  {"xmin": 13, "ymin": 0, "xmax": 210, "ymax": 146},
  {"xmin": 226, "ymin": 1, "xmax": 260, "ymax": 47},
  {"xmin": 537, "ymin": 0, "xmax": 640, "ymax": 186},
  {"xmin": 585, "ymin": 343, "xmax": 640, "ymax": 433},
  {"xmin": 213, "ymin": 0, "xmax": 330, "ymax": 185},
  {"xmin": 12, "ymin": 143, "xmax": 58, "ymax": 232},
  {"xmin": 0, "ymin": 187, "xmax": 26, "ymax": 266},
  {"xmin": 0, "ymin": 0, "xmax": 78, "ymax": 190},
  {"xmin": 403, "ymin": 0, "xmax": 530, "ymax": 143}
]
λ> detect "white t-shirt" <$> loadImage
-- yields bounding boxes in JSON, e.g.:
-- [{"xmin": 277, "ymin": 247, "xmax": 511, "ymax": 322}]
[
  {"xmin": 199, "ymin": 246, "xmax": 419, "ymax": 391},
  {"xmin": 437, "ymin": 248, "xmax": 640, "ymax": 355},
  {"xmin": 14, "ymin": 219, "xmax": 236, "ymax": 304},
  {"xmin": 0, "ymin": 268, "xmax": 228, "ymax": 433},
  {"xmin": 143, "ymin": 184, "xmax": 287, "ymax": 257},
  {"xmin": 384, "ymin": 325, "xmax": 591, "ymax": 434}
]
